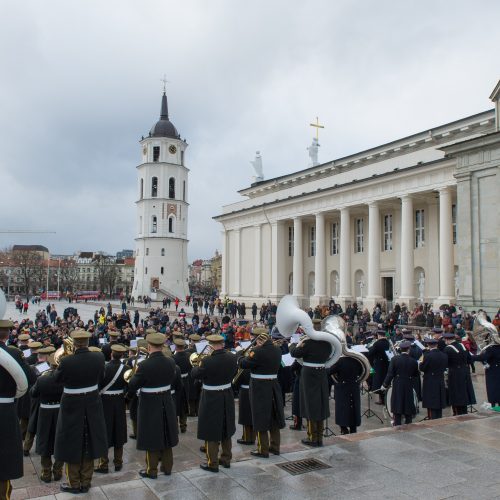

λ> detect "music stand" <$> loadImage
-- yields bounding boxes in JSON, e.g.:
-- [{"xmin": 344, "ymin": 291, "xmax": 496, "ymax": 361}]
[
  {"xmin": 468, "ymin": 404, "xmax": 478, "ymax": 414},
  {"xmin": 362, "ymin": 389, "xmax": 383, "ymax": 424},
  {"xmin": 323, "ymin": 418, "xmax": 336, "ymax": 437}
]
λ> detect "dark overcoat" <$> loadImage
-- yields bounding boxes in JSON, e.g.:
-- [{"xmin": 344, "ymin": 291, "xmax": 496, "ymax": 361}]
[
  {"xmin": 330, "ymin": 356, "xmax": 362, "ymax": 427},
  {"xmin": 31, "ymin": 370, "xmax": 63, "ymax": 456},
  {"xmin": 233, "ymin": 359, "xmax": 252, "ymax": 426},
  {"xmin": 125, "ymin": 354, "xmax": 139, "ymax": 422},
  {"xmin": 289, "ymin": 339, "xmax": 331, "ymax": 420},
  {"xmin": 127, "ymin": 351, "xmax": 178, "ymax": 450},
  {"xmin": 384, "ymin": 353, "xmax": 419, "ymax": 416},
  {"xmin": 290, "ymin": 361, "xmax": 302, "ymax": 418},
  {"xmin": 0, "ymin": 343, "xmax": 33, "ymax": 480},
  {"xmin": 240, "ymin": 340, "xmax": 285, "ymax": 432},
  {"xmin": 473, "ymin": 344, "xmax": 500, "ymax": 405},
  {"xmin": 445, "ymin": 341, "xmax": 476, "ymax": 406},
  {"xmin": 192, "ymin": 349, "xmax": 237, "ymax": 441},
  {"xmin": 409, "ymin": 343, "xmax": 423, "ymax": 401},
  {"xmin": 419, "ymin": 349, "xmax": 448, "ymax": 410},
  {"xmin": 99, "ymin": 359, "xmax": 127, "ymax": 448},
  {"xmin": 173, "ymin": 350, "xmax": 191, "ymax": 415},
  {"xmin": 186, "ymin": 346, "xmax": 201, "ymax": 407},
  {"xmin": 54, "ymin": 348, "xmax": 108, "ymax": 463},
  {"xmin": 366, "ymin": 338, "xmax": 390, "ymax": 390}
]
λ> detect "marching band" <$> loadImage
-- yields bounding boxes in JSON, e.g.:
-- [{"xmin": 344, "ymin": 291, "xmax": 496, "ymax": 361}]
[{"xmin": 0, "ymin": 295, "xmax": 499, "ymax": 498}]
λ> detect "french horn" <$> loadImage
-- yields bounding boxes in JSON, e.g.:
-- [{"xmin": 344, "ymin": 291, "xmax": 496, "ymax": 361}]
[
  {"xmin": 276, "ymin": 295, "xmax": 342, "ymax": 369},
  {"xmin": 471, "ymin": 311, "xmax": 500, "ymax": 352}
]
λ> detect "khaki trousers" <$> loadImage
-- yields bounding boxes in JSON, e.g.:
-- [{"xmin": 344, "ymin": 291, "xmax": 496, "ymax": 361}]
[
  {"xmin": 242, "ymin": 425, "xmax": 255, "ymax": 442},
  {"xmin": 41, "ymin": 456, "xmax": 63, "ymax": 481},
  {"xmin": 65, "ymin": 459, "xmax": 94, "ymax": 488},
  {"xmin": 205, "ymin": 438, "xmax": 232, "ymax": 468},
  {"xmin": 145, "ymin": 449, "xmax": 173, "ymax": 476},
  {"xmin": 179, "ymin": 413, "xmax": 187, "ymax": 432},
  {"xmin": 98, "ymin": 447, "xmax": 124, "ymax": 469},
  {"xmin": 0, "ymin": 480, "xmax": 12, "ymax": 500},
  {"xmin": 257, "ymin": 428, "xmax": 280, "ymax": 454},
  {"xmin": 23, "ymin": 431, "xmax": 35, "ymax": 453},
  {"xmin": 306, "ymin": 420, "xmax": 324, "ymax": 444},
  {"xmin": 131, "ymin": 419, "xmax": 137, "ymax": 437},
  {"xmin": 19, "ymin": 418, "xmax": 28, "ymax": 439}
]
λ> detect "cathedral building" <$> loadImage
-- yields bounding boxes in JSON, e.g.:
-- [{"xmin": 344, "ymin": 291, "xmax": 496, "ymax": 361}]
[
  {"xmin": 133, "ymin": 91, "xmax": 190, "ymax": 300},
  {"xmin": 215, "ymin": 81, "xmax": 500, "ymax": 313}
]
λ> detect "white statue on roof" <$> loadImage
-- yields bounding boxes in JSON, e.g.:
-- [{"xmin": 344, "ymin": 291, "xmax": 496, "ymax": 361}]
[
  {"xmin": 308, "ymin": 137, "xmax": 320, "ymax": 167},
  {"xmin": 251, "ymin": 151, "xmax": 264, "ymax": 182}
]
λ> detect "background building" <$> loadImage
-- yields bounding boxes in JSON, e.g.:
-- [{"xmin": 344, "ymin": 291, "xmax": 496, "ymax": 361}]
[
  {"xmin": 188, "ymin": 250, "xmax": 222, "ymax": 296},
  {"xmin": 216, "ymin": 81, "xmax": 500, "ymax": 313},
  {"xmin": 132, "ymin": 91, "xmax": 190, "ymax": 300}
]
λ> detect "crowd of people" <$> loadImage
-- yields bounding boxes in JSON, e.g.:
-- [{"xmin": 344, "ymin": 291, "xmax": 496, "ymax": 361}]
[{"xmin": 0, "ymin": 295, "xmax": 499, "ymax": 498}]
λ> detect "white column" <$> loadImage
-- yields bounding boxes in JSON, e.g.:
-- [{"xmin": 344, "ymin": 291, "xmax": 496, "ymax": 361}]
[
  {"xmin": 221, "ymin": 229, "xmax": 228, "ymax": 296},
  {"xmin": 438, "ymin": 187, "xmax": 455, "ymax": 303},
  {"xmin": 270, "ymin": 221, "xmax": 285, "ymax": 299},
  {"xmin": 253, "ymin": 224, "xmax": 262, "ymax": 297},
  {"xmin": 399, "ymin": 195, "xmax": 414, "ymax": 302},
  {"xmin": 313, "ymin": 212, "xmax": 327, "ymax": 302},
  {"xmin": 292, "ymin": 217, "xmax": 303, "ymax": 296},
  {"xmin": 234, "ymin": 228, "xmax": 241, "ymax": 296},
  {"xmin": 338, "ymin": 207, "xmax": 352, "ymax": 302},
  {"xmin": 367, "ymin": 202, "xmax": 382, "ymax": 301}
]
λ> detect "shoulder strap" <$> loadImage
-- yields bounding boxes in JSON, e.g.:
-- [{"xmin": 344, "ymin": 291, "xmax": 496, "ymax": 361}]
[
  {"xmin": 448, "ymin": 345, "xmax": 459, "ymax": 354},
  {"xmin": 100, "ymin": 363, "xmax": 125, "ymax": 394}
]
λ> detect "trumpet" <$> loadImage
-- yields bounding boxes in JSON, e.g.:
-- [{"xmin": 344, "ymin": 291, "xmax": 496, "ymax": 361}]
[
  {"xmin": 54, "ymin": 337, "xmax": 74, "ymax": 366},
  {"xmin": 232, "ymin": 336, "xmax": 259, "ymax": 385},
  {"xmin": 189, "ymin": 344, "xmax": 213, "ymax": 367},
  {"xmin": 123, "ymin": 346, "xmax": 148, "ymax": 383}
]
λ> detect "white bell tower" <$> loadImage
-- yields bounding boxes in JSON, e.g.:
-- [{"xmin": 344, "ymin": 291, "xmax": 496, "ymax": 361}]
[{"xmin": 133, "ymin": 89, "xmax": 190, "ymax": 300}]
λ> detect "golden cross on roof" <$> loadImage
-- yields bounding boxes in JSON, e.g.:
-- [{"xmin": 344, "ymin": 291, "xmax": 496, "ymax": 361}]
[
  {"xmin": 309, "ymin": 116, "xmax": 324, "ymax": 141},
  {"xmin": 160, "ymin": 74, "xmax": 169, "ymax": 93}
]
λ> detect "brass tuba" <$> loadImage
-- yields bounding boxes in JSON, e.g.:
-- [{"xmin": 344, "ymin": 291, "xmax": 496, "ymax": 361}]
[
  {"xmin": 189, "ymin": 344, "xmax": 213, "ymax": 367},
  {"xmin": 123, "ymin": 346, "xmax": 148, "ymax": 383},
  {"xmin": 54, "ymin": 337, "xmax": 74, "ymax": 366},
  {"xmin": 276, "ymin": 295, "xmax": 342, "ymax": 368},
  {"xmin": 471, "ymin": 311, "xmax": 500, "ymax": 353}
]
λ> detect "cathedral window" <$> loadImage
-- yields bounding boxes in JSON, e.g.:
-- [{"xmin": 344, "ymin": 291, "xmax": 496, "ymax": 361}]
[
  {"xmin": 146, "ymin": 248, "xmax": 149, "ymax": 256},
  {"xmin": 161, "ymin": 248, "xmax": 165, "ymax": 256},
  {"xmin": 151, "ymin": 216, "xmax": 157, "ymax": 233},
  {"xmin": 309, "ymin": 226, "xmax": 316, "ymax": 257},
  {"xmin": 355, "ymin": 218, "xmax": 364, "ymax": 253},
  {"xmin": 383, "ymin": 214, "xmax": 393, "ymax": 251},
  {"xmin": 139, "ymin": 216, "xmax": 142, "ymax": 234},
  {"xmin": 140, "ymin": 179, "xmax": 144, "ymax": 200},
  {"xmin": 452, "ymin": 204, "xmax": 457, "ymax": 245},
  {"xmin": 145, "ymin": 267, "xmax": 148, "ymax": 274},
  {"xmin": 168, "ymin": 216, "xmax": 174, "ymax": 233},
  {"xmin": 169, "ymin": 177, "xmax": 175, "ymax": 199},
  {"xmin": 153, "ymin": 146, "xmax": 160, "ymax": 162},
  {"xmin": 415, "ymin": 209, "xmax": 425, "ymax": 248},
  {"xmin": 161, "ymin": 267, "xmax": 164, "ymax": 275},
  {"xmin": 330, "ymin": 222, "xmax": 339, "ymax": 255},
  {"xmin": 182, "ymin": 181, "xmax": 186, "ymax": 201},
  {"xmin": 288, "ymin": 226, "xmax": 294, "ymax": 257},
  {"xmin": 181, "ymin": 150, "xmax": 184, "ymax": 166},
  {"xmin": 151, "ymin": 177, "xmax": 158, "ymax": 197}
]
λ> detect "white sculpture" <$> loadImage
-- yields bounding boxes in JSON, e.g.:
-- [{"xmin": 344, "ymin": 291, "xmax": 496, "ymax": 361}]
[
  {"xmin": 307, "ymin": 137, "xmax": 320, "ymax": 167},
  {"xmin": 250, "ymin": 151, "xmax": 264, "ymax": 182},
  {"xmin": 454, "ymin": 270, "xmax": 459, "ymax": 298},
  {"xmin": 334, "ymin": 275, "xmax": 339, "ymax": 296},
  {"xmin": 418, "ymin": 272, "xmax": 425, "ymax": 302}
]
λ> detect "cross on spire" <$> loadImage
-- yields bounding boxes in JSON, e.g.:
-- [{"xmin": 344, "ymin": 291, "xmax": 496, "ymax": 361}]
[
  {"xmin": 160, "ymin": 74, "xmax": 169, "ymax": 93},
  {"xmin": 309, "ymin": 116, "xmax": 325, "ymax": 141}
]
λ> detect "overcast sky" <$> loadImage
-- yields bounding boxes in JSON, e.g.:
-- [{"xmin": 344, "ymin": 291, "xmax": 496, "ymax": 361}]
[{"xmin": 0, "ymin": 0, "xmax": 498, "ymax": 261}]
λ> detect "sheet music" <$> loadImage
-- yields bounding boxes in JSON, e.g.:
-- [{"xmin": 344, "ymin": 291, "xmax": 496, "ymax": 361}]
[
  {"xmin": 239, "ymin": 341, "xmax": 251, "ymax": 349},
  {"xmin": 129, "ymin": 339, "xmax": 138, "ymax": 348},
  {"xmin": 23, "ymin": 349, "xmax": 32, "ymax": 358},
  {"xmin": 195, "ymin": 341, "xmax": 208, "ymax": 353},
  {"xmin": 414, "ymin": 340, "xmax": 425, "ymax": 350},
  {"xmin": 281, "ymin": 353, "xmax": 295, "ymax": 367},
  {"xmin": 291, "ymin": 334, "xmax": 301, "ymax": 344},
  {"xmin": 137, "ymin": 356, "xmax": 146, "ymax": 364},
  {"xmin": 350, "ymin": 345, "xmax": 368, "ymax": 353},
  {"xmin": 386, "ymin": 350, "xmax": 395, "ymax": 360},
  {"xmin": 170, "ymin": 344, "xmax": 176, "ymax": 352},
  {"xmin": 99, "ymin": 338, "xmax": 106, "ymax": 345},
  {"xmin": 36, "ymin": 362, "xmax": 50, "ymax": 374}
]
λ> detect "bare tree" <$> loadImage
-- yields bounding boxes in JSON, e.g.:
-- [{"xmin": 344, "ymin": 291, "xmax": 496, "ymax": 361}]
[
  {"xmin": 58, "ymin": 259, "xmax": 79, "ymax": 293},
  {"xmin": 93, "ymin": 254, "xmax": 119, "ymax": 297},
  {"xmin": 11, "ymin": 249, "xmax": 46, "ymax": 298}
]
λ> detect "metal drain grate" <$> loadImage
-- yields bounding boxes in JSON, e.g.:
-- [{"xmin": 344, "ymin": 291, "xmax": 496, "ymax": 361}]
[{"xmin": 277, "ymin": 458, "xmax": 331, "ymax": 476}]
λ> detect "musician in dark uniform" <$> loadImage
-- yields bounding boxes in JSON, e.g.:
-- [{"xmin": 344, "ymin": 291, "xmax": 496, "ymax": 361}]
[
  {"xmin": 31, "ymin": 352, "xmax": 64, "ymax": 482},
  {"xmin": 16, "ymin": 333, "xmax": 34, "ymax": 439},
  {"xmin": 366, "ymin": 329, "xmax": 390, "ymax": 404},
  {"xmin": 0, "ymin": 320, "xmax": 34, "ymax": 500},
  {"xmin": 24, "ymin": 344, "xmax": 54, "ymax": 456},
  {"xmin": 240, "ymin": 332, "xmax": 285, "ymax": 458},
  {"xmin": 432, "ymin": 327, "xmax": 446, "ymax": 351},
  {"xmin": 404, "ymin": 332, "xmax": 422, "ymax": 401},
  {"xmin": 289, "ymin": 334, "xmax": 331, "ymax": 447},
  {"xmin": 443, "ymin": 332, "xmax": 476, "ymax": 415},
  {"xmin": 172, "ymin": 337, "xmax": 191, "ymax": 433},
  {"xmin": 382, "ymin": 340, "xmax": 419, "ymax": 425},
  {"xmin": 95, "ymin": 344, "xmax": 128, "ymax": 474},
  {"xmin": 289, "ymin": 360, "xmax": 303, "ymax": 431},
  {"xmin": 187, "ymin": 333, "xmax": 202, "ymax": 416},
  {"xmin": 472, "ymin": 343, "xmax": 500, "ymax": 406},
  {"xmin": 127, "ymin": 333, "xmax": 178, "ymax": 479},
  {"xmin": 233, "ymin": 350, "xmax": 255, "ymax": 445},
  {"xmin": 101, "ymin": 330, "xmax": 121, "ymax": 362},
  {"xmin": 419, "ymin": 338, "xmax": 448, "ymax": 419},
  {"xmin": 192, "ymin": 334, "xmax": 237, "ymax": 472},
  {"xmin": 330, "ymin": 356, "xmax": 362, "ymax": 434},
  {"xmin": 125, "ymin": 345, "xmax": 139, "ymax": 438},
  {"xmin": 54, "ymin": 329, "xmax": 107, "ymax": 494}
]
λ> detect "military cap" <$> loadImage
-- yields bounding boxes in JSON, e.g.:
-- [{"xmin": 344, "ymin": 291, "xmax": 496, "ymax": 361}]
[
  {"xmin": 190, "ymin": 334, "xmax": 201, "ymax": 342},
  {"xmin": 172, "ymin": 331, "xmax": 184, "ymax": 338},
  {"xmin": 145, "ymin": 328, "xmax": 157, "ymax": 335},
  {"xmin": 0, "ymin": 319, "xmax": 14, "ymax": 328},
  {"xmin": 18, "ymin": 333, "xmax": 31, "ymax": 341},
  {"xmin": 206, "ymin": 334, "xmax": 224, "ymax": 343},
  {"xmin": 71, "ymin": 329, "xmax": 91, "ymax": 339},
  {"xmin": 424, "ymin": 337, "xmax": 438, "ymax": 345},
  {"xmin": 137, "ymin": 338, "xmax": 148, "ymax": 349},
  {"xmin": 173, "ymin": 338, "xmax": 187, "ymax": 347},
  {"xmin": 399, "ymin": 340, "xmax": 412, "ymax": 349},
  {"xmin": 432, "ymin": 327, "xmax": 443, "ymax": 334},
  {"xmin": 111, "ymin": 344, "xmax": 127, "ymax": 353},
  {"xmin": 128, "ymin": 345, "xmax": 138, "ymax": 352},
  {"xmin": 442, "ymin": 332, "xmax": 455, "ymax": 339},
  {"xmin": 38, "ymin": 346, "xmax": 56, "ymax": 354},
  {"xmin": 312, "ymin": 319, "xmax": 322, "ymax": 324},
  {"xmin": 252, "ymin": 327, "xmax": 268, "ymax": 335},
  {"xmin": 108, "ymin": 331, "xmax": 120, "ymax": 337},
  {"xmin": 403, "ymin": 334, "xmax": 415, "ymax": 340},
  {"xmin": 88, "ymin": 346, "xmax": 102, "ymax": 352},
  {"xmin": 376, "ymin": 329, "xmax": 387, "ymax": 336},
  {"xmin": 28, "ymin": 341, "xmax": 42, "ymax": 349},
  {"xmin": 146, "ymin": 332, "xmax": 166, "ymax": 346}
]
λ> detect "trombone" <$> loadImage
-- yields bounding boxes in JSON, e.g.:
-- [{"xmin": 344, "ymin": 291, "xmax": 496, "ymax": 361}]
[
  {"xmin": 123, "ymin": 346, "xmax": 148, "ymax": 383},
  {"xmin": 189, "ymin": 344, "xmax": 213, "ymax": 367},
  {"xmin": 232, "ymin": 336, "xmax": 259, "ymax": 385}
]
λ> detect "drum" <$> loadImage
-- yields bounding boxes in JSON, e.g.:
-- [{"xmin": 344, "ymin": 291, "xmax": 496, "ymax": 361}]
[{"xmin": 384, "ymin": 387, "xmax": 419, "ymax": 421}]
